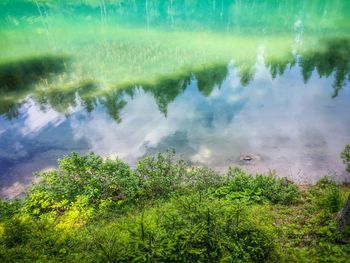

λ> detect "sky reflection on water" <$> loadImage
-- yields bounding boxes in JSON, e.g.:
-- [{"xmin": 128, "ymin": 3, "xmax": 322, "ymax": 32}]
[{"xmin": 1, "ymin": 58, "xmax": 350, "ymax": 198}]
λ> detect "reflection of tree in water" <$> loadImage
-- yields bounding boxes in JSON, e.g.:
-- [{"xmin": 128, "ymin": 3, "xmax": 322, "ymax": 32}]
[
  {"xmin": 100, "ymin": 90, "xmax": 128, "ymax": 123},
  {"xmin": 1, "ymin": 38, "xmax": 349, "ymax": 122},
  {"xmin": 142, "ymin": 75, "xmax": 191, "ymax": 116},
  {"xmin": 267, "ymin": 38, "xmax": 350, "ymax": 98},
  {"xmin": 266, "ymin": 53, "xmax": 296, "ymax": 79},
  {"xmin": 34, "ymin": 82, "xmax": 99, "ymax": 115},
  {"xmin": 0, "ymin": 55, "xmax": 69, "ymax": 119},
  {"xmin": 35, "ymin": 88, "xmax": 77, "ymax": 115},
  {"xmin": 300, "ymin": 38, "xmax": 350, "ymax": 98},
  {"xmin": 194, "ymin": 64, "xmax": 228, "ymax": 96},
  {"xmin": 0, "ymin": 56, "xmax": 68, "ymax": 91},
  {"xmin": 62, "ymin": 64, "xmax": 226, "ymax": 121},
  {"xmin": 142, "ymin": 63, "xmax": 228, "ymax": 116},
  {"xmin": 0, "ymin": 100, "xmax": 20, "ymax": 120},
  {"xmin": 237, "ymin": 64, "xmax": 255, "ymax": 86},
  {"xmin": 35, "ymin": 83, "xmax": 129, "ymax": 123},
  {"xmin": 77, "ymin": 82, "xmax": 100, "ymax": 113}
]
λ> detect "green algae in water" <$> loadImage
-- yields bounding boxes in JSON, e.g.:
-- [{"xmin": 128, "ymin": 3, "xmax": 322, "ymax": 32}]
[
  {"xmin": 1, "ymin": 37, "xmax": 350, "ymax": 120},
  {"xmin": 1, "ymin": 0, "xmax": 350, "ymax": 93}
]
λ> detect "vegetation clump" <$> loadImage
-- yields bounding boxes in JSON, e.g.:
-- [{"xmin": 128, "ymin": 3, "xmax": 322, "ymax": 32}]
[
  {"xmin": 0, "ymin": 150, "xmax": 350, "ymax": 262},
  {"xmin": 341, "ymin": 144, "xmax": 350, "ymax": 173}
]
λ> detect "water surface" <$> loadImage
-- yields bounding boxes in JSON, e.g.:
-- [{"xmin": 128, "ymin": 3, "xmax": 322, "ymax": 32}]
[{"xmin": 1, "ymin": 0, "xmax": 350, "ymax": 197}]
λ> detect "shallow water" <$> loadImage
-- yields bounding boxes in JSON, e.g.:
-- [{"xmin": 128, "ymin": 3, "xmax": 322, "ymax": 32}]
[{"xmin": 1, "ymin": 0, "xmax": 350, "ymax": 198}]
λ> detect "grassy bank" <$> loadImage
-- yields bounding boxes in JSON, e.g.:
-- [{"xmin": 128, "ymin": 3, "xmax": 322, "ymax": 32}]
[{"xmin": 0, "ymin": 148, "xmax": 350, "ymax": 262}]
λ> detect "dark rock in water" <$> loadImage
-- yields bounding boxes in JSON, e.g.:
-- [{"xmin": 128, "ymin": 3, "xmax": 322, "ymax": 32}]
[
  {"xmin": 239, "ymin": 153, "xmax": 262, "ymax": 162},
  {"xmin": 243, "ymin": 155, "xmax": 253, "ymax": 161}
]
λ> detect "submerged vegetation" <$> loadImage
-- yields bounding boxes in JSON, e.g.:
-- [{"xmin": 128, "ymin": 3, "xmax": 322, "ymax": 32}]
[
  {"xmin": 1, "ymin": 0, "xmax": 350, "ymax": 122},
  {"xmin": 0, "ymin": 149, "xmax": 350, "ymax": 262},
  {"xmin": 1, "ymin": 37, "xmax": 350, "ymax": 121},
  {"xmin": 0, "ymin": 55, "xmax": 69, "ymax": 91}
]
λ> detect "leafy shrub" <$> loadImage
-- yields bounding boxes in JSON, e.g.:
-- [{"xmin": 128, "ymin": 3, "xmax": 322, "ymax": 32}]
[
  {"xmin": 341, "ymin": 144, "xmax": 350, "ymax": 173},
  {"xmin": 135, "ymin": 150, "xmax": 187, "ymax": 199},
  {"xmin": 312, "ymin": 177, "xmax": 342, "ymax": 213},
  {"xmin": 313, "ymin": 242, "xmax": 349, "ymax": 263},
  {"xmin": 1, "ymin": 150, "xmax": 349, "ymax": 262},
  {"xmin": 0, "ymin": 215, "xmax": 80, "ymax": 263},
  {"xmin": 316, "ymin": 176, "xmax": 337, "ymax": 189},
  {"xmin": 320, "ymin": 186, "xmax": 342, "ymax": 214},
  {"xmin": 2, "ymin": 218, "xmax": 30, "ymax": 248},
  {"xmin": 208, "ymin": 167, "xmax": 300, "ymax": 204},
  {"xmin": 0, "ymin": 201, "xmax": 21, "ymax": 220},
  {"xmin": 184, "ymin": 166, "xmax": 223, "ymax": 191},
  {"xmin": 25, "ymin": 153, "xmax": 138, "ymax": 215},
  {"xmin": 82, "ymin": 196, "xmax": 278, "ymax": 262}
]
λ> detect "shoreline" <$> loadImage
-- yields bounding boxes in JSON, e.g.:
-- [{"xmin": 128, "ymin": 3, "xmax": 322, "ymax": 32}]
[{"xmin": 1, "ymin": 151, "xmax": 349, "ymax": 200}]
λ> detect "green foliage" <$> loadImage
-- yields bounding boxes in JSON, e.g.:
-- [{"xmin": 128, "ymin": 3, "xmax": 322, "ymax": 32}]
[
  {"xmin": 2, "ymin": 217, "xmax": 31, "ymax": 248},
  {"xmin": 25, "ymin": 152, "xmax": 138, "ymax": 215},
  {"xmin": 135, "ymin": 150, "xmax": 187, "ymax": 199},
  {"xmin": 309, "ymin": 177, "xmax": 343, "ymax": 214},
  {"xmin": 79, "ymin": 196, "xmax": 277, "ymax": 263},
  {"xmin": 341, "ymin": 144, "xmax": 350, "ymax": 173},
  {"xmin": 312, "ymin": 242, "xmax": 350, "ymax": 263},
  {"xmin": 208, "ymin": 168, "xmax": 300, "ymax": 204},
  {"xmin": 0, "ymin": 200, "xmax": 21, "ymax": 220},
  {"xmin": 0, "ymin": 151, "xmax": 349, "ymax": 262},
  {"xmin": 320, "ymin": 185, "xmax": 342, "ymax": 214},
  {"xmin": 185, "ymin": 166, "xmax": 223, "ymax": 192}
]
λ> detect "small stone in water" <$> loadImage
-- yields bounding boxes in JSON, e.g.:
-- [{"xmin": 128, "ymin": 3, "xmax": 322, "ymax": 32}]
[
  {"xmin": 239, "ymin": 153, "xmax": 262, "ymax": 162},
  {"xmin": 243, "ymin": 155, "xmax": 253, "ymax": 161}
]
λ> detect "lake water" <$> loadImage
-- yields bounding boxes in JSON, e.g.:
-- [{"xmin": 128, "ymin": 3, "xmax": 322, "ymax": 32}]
[{"xmin": 1, "ymin": 0, "xmax": 350, "ymax": 198}]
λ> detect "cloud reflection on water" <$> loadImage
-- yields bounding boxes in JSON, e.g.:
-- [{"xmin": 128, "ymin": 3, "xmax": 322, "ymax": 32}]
[
  {"xmin": 1, "ymin": 58, "xmax": 350, "ymax": 198},
  {"xmin": 70, "ymin": 62, "xmax": 350, "ymax": 183}
]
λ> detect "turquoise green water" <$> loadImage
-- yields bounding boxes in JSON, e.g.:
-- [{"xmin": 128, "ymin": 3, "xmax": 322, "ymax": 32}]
[{"xmin": 1, "ymin": 0, "xmax": 350, "ymax": 197}]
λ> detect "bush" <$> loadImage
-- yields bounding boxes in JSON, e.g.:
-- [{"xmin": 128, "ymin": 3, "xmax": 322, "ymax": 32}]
[
  {"xmin": 25, "ymin": 153, "xmax": 138, "ymax": 215},
  {"xmin": 1, "ymin": 150, "xmax": 349, "ymax": 262},
  {"xmin": 312, "ymin": 177, "xmax": 342, "ymax": 213},
  {"xmin": 82, "ymin": 195, "xmax": 278, "ymax": 262},
  {"xmin": 321, "ymin": 186, "xmax": 342, "ymax": 213},
  {"xmin": 0, "ymin": 201, "xmax": 21, "ymax": 221},
  {"xmin": 184, "ymin": 166, "xmax": 223, "ymax": 192},
  {"xmin": 135, "ymin": 150, "xmax": 188, "ymax": 199},
  {"xmin": 341, "ymin": 144, "xmax": 350, "ymax": 173},
  {"xmin": 2, "ymin": 218, "xmax": 31, "ymax": 248},
  {"xmin": 208, "ymin": 167, "xmax": 300, "ymax": 204}
]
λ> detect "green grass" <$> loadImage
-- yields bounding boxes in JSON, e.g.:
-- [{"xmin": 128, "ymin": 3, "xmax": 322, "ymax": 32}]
[{"xmin": 0, "ymin": 150, "xmax": 350, "ymax": 262}]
